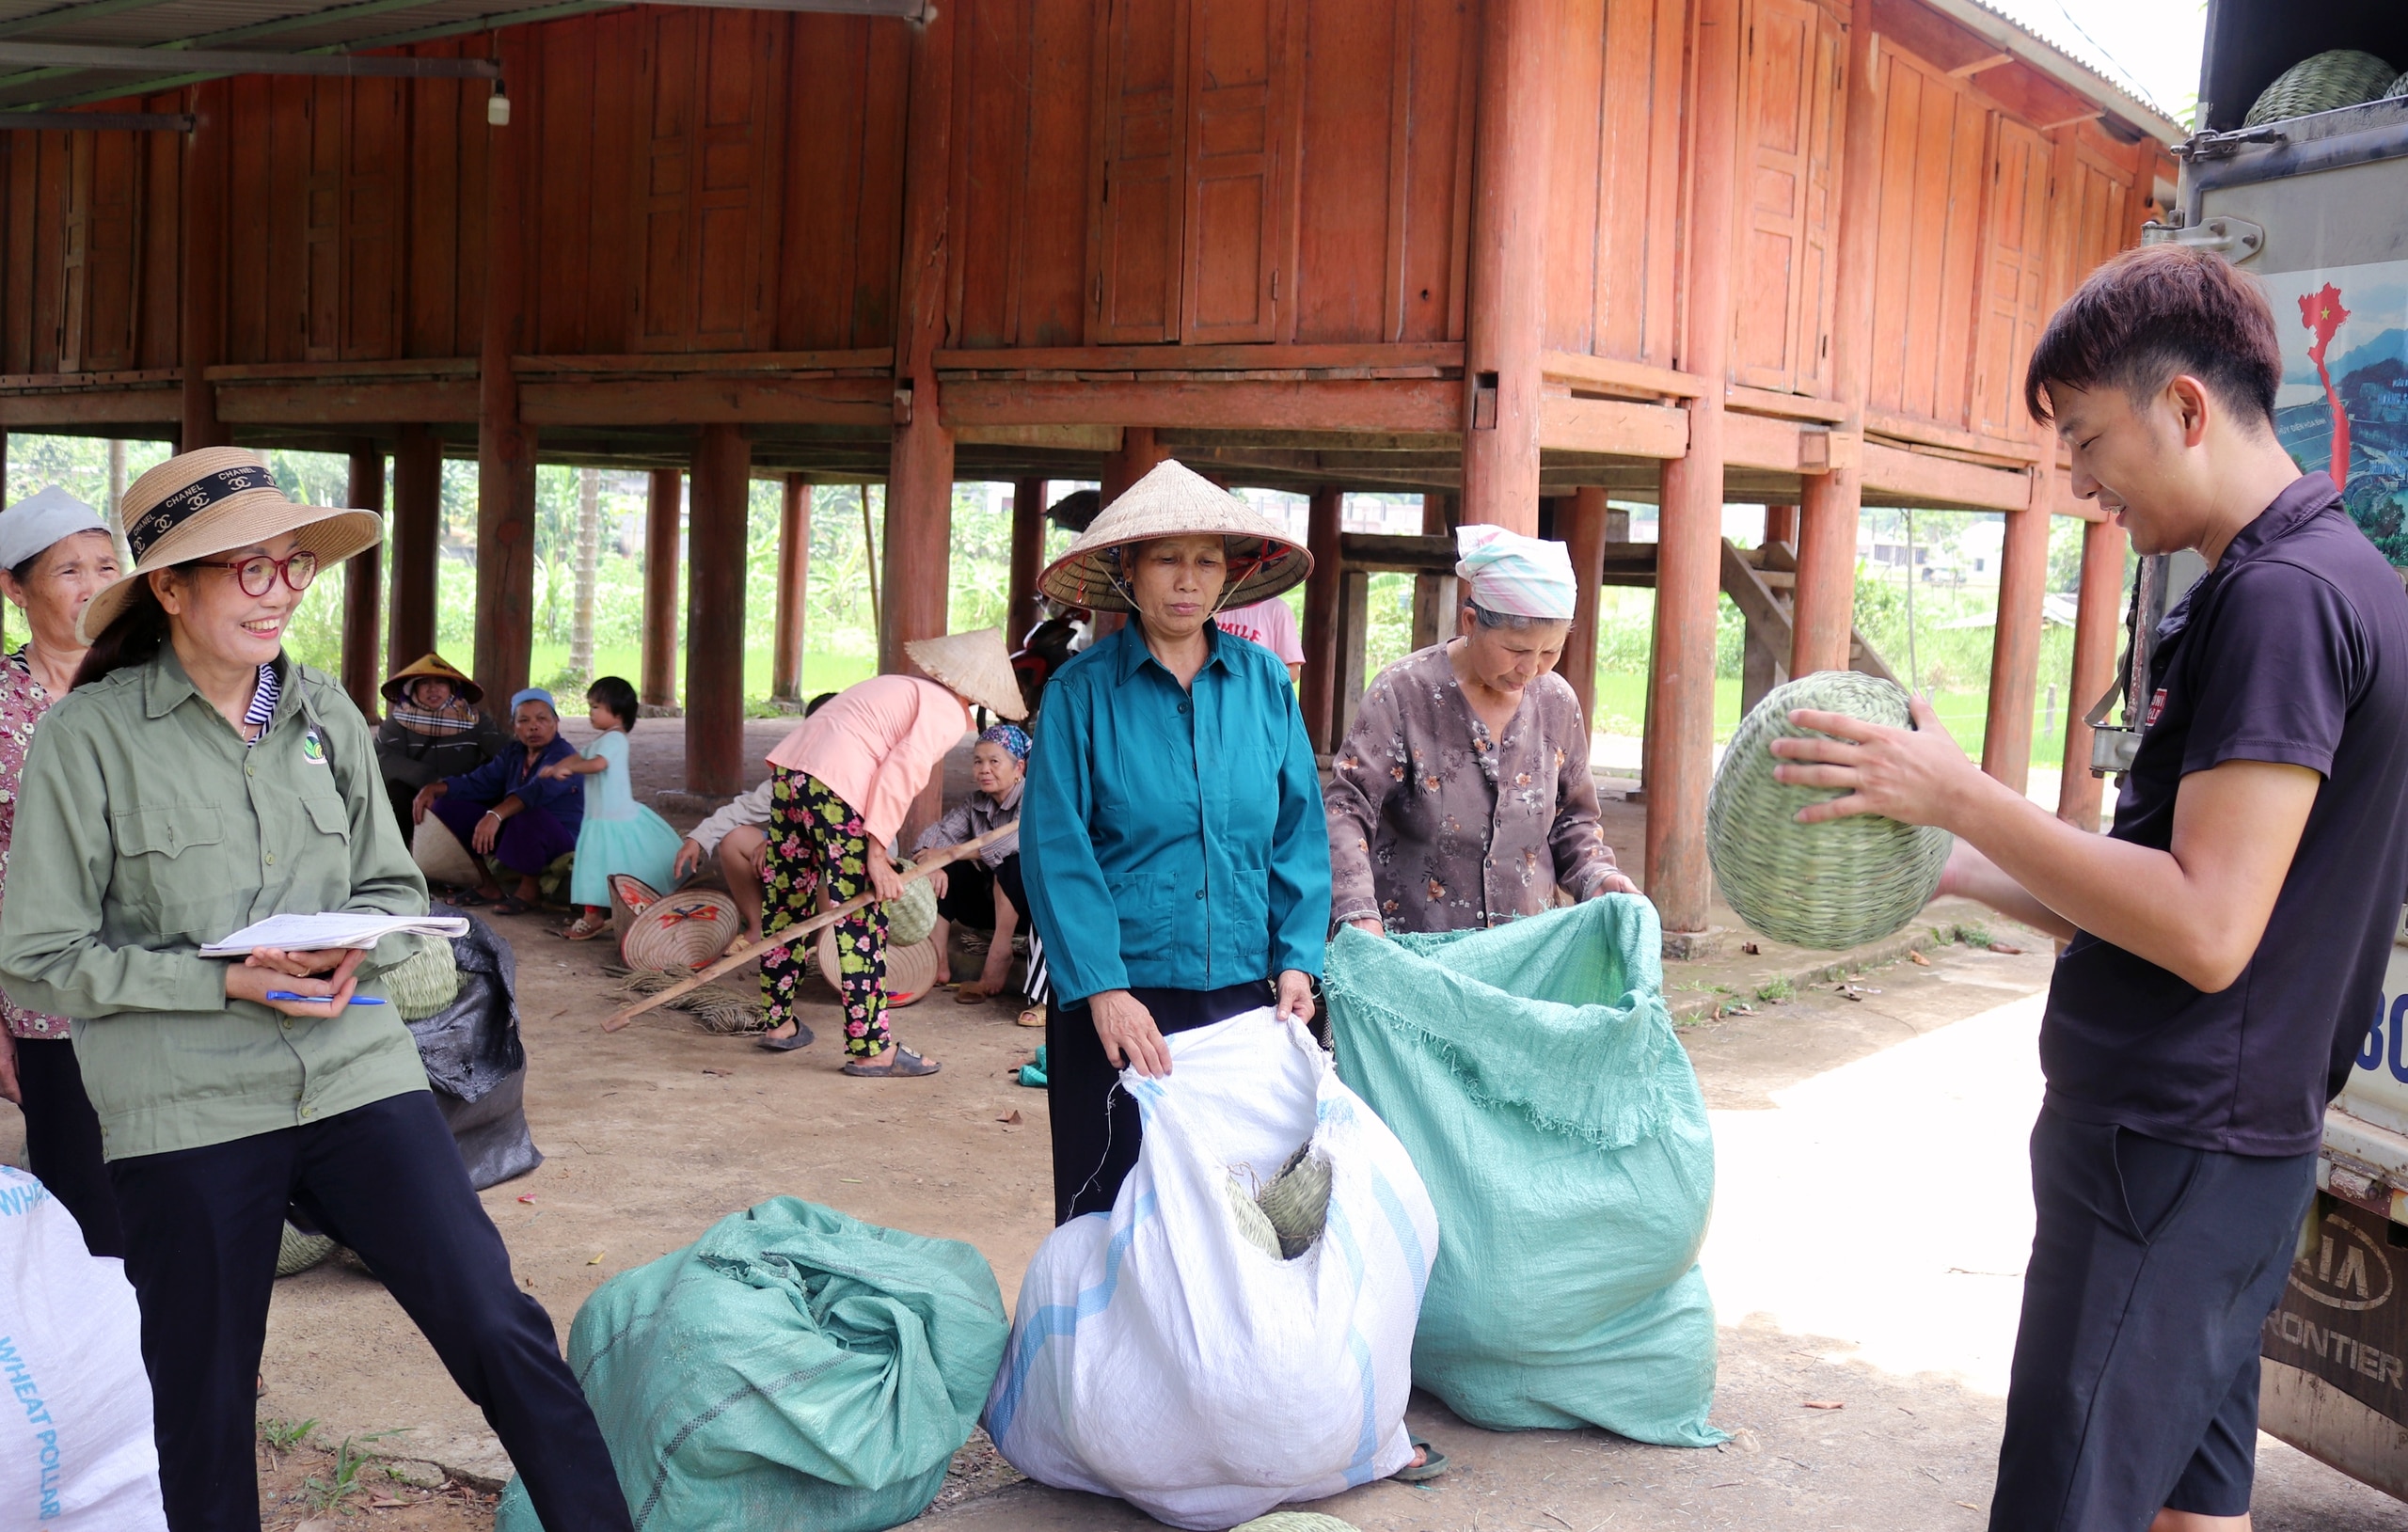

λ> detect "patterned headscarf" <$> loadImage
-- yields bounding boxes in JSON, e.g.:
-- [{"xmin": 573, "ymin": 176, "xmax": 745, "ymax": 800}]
[
  {"xmin": 1454, "ymin": 524, "xmax": 1576, "ymax": 620},
  {"xmin": 979, "ymin": 722, "xmax": 1033, "ymax": 762}
]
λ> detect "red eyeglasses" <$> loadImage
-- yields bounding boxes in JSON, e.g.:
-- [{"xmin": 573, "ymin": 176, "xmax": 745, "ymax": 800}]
[{"xmin": 192, "ymin": 550, "xmax": 320, "ymax": 597}]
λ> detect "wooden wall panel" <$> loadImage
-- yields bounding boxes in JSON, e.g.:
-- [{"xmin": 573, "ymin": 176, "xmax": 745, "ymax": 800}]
[
  {"xmin": 1547, "ymin": 0, "xmax": 1685, "ymax": 367},
  {"xmin": 343, "ymin": 78, "xmax": 404, "ymax": 360},
  {"xmin": 1969, "ymin": 117, "xmax": 2049, "ymax": 438},
  {"xmin": 1091, "ymin": 0, "xmax": 1185, "ymax": 342},
  {"xmin": 536, "ymin": 20, "xmax": 598, "ymax": 355},
  {"xmin": 1180, "ymin": 0, "xmax": 1291, "ymax": 341},
  {"xmin": 34, "ymin": 130, "xmax": 70, "ymax": 374},
  {"xmin": 1864, "ymin": 49, "xmax": 1988, "ymax": 430},
  {"xmin": 1731, "ymin": 0, "xmax": 1839, "ymax": 393},
  {"xmin": 777, "ymin": 14, "xmax": 909, "ymax": 350},
  {"xmin": 6, "ymin": 139, "xmax": 35, "ymax": 374},
  {"xmin": 138, "ymin": 97, "xmax": 181, "ymax": 369}
]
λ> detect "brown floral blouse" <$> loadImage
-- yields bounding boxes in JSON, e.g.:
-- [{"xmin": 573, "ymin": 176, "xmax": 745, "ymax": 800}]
[
  {"xmin": 1326, "ymin": 643, "xmax": 1622, "ymax": 933},
  {"xmin": 0, "ymin": 648, "xmax": 70, "ymax": 1039}
]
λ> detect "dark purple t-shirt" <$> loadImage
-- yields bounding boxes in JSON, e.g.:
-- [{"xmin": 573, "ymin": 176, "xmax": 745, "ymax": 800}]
[{"xmin": 2041, "ymin": 473, "xmax": 2408, "ymax": 1157}]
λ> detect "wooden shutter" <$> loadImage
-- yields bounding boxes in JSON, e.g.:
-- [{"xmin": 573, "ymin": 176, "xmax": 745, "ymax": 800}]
[
  {"xmin": 1091, "ymin": 0, "xmax": 1185, "ymax": 342},
  {"xmin": 1970, "ymin": 118, "xmax": 2050, "ymax": 437},
  {"xmin": 636, "ymin": 12, "xmax": 699, "ymax": 347},
  {"xmin": 634, "ymin": 9, "xmax": 781, "ymax": 352},
  {"xmin": 1180, "ymin": 0, "xmax": 1288, "ymax": 342},
  {"xmin": 81, "ymin": 128, "xmax": 141, "ymax": 371},
  {"xmin": 1733, "ymin": 0, "xmax": 1838, "ymax": 392}
]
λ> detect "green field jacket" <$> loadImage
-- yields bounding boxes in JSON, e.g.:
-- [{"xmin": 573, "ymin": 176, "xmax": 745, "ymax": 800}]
[{"xmin": 0, "ymin": 648, "xmax": 433, "ymax": 1160}]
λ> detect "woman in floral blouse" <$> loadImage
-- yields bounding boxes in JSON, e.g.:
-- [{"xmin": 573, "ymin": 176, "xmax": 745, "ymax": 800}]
[
  {"xmin": 0, "ymin": 486, "xmax": 124, "ymax": 1256},
  {"xmin": 1326, "ymin": 523, "xmax": 1639, "ymax": 935}
]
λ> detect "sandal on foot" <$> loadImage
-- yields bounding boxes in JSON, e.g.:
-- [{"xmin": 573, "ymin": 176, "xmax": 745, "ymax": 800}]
[
  {"xmin": 451, "ymin": 887, "xmax": 502, "ymax": 908},
  {"xmin": 843, "ymin": 1047, "xmax": 941, "ymax": 1078},
  {"xmin": 955, "ymin": 984, "xmax": 997, "ymax": 1004},
  {"xmin": 1392, "ymin": 1436, "xmax": 1450, "ymax": 1482},
  {"xmin": 557, "ymin": 915, "xmax": 611, "ymax": 941},
  {"xmin": 1016, "ymin": 1006, "xmax": 1046, "ymax": 1028},
  {"xmin": 492, "ymin": 896, "xmax": 536, "ymax": 916},
  {"xmin": 756, "ymin": 1021, "xmax": 815, "ymax": 1051}
]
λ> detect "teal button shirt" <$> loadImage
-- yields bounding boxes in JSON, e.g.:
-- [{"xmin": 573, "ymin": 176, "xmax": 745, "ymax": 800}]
[{"xmin": 1022, "ymin": 623, "xmax": 1329, "ymax": 1004}]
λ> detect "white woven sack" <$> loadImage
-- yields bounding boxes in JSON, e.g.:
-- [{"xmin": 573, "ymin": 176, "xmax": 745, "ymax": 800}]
[
  {"xmin": 983, "ymin": 1009, "xmax": 1438, "ymax": 1530},
  {"xmin": 0, "ymin": 1167, "xmax": 166, "ymax": 1531},
  {"xmin": 413, "ymin": 812, "xmax": 482, "ymax": 890}
]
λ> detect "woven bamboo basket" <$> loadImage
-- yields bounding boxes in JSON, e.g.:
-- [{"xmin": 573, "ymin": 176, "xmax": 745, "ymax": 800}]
[
  {"xmin": 1706, "ymin": 672, "xmax": 1952, "ymax": 951},
  {"xmin": 884, "ymin": 863, "xmax": 940, "ymax": 948},
  {"xmin": 277, "ymin": 1222, "xmax": 336, "ymax": 1277},
  {"xmin": 2245, "ymin": 49, "xmax": 2397, "ymax": 126}
]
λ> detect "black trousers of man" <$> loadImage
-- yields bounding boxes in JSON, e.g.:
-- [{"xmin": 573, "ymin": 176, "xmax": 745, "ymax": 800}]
[
  {"xmin": 109, "ymin": 1090, "xmax": 631, "ymax": 1532},
  {"xmin": 13, "ymin": 1033, "xmax": 125, "ymax": 1257}
]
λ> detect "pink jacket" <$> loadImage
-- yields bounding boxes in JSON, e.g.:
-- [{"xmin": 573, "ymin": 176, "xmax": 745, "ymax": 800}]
[{"xmin": 766, "ymin": 674, "xmax": 970, "ymax": 846}]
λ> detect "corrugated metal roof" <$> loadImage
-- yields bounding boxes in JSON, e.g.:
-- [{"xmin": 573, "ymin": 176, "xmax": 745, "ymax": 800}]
[{"xmin": 1931, "ymin": 0, "xmax": 2194, "ymax": 143}]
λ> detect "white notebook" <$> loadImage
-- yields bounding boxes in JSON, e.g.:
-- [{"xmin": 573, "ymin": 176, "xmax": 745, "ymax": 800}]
[{"xmin": 199, "ymin": 912, "xmax": 469, "ymax": 957}]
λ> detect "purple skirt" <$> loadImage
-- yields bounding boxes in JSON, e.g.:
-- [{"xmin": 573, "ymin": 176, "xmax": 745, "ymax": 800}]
[{"xmin": 432, "ymin": 794, "xmax": 578, "ymax": 877}]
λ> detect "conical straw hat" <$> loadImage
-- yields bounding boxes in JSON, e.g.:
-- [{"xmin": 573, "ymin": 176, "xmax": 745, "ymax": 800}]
[
  {"xmin": 1038, "ymin": 459, "xmax": 1311, "ymax": 613},
  {"xmin": 78, "ymin": 447, "xmax": 384, "ymax": 644},
  {"xmin": 381, "ymin": 651, "xmax": 483, "ymax": 706},
  {"xmin": 903, "ymin": 626, "xmax": 1028, "ymax": 720}
]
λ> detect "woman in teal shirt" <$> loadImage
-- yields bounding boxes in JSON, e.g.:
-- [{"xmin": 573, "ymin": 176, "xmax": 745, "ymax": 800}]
[{"xmin": 1022, "ymin": 460, "xmax": 1328, "ymax": 1224}]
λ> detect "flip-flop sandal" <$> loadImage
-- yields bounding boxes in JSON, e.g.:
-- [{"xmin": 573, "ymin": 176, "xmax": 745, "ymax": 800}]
[
  {"xmin": 451, "ymin": 888, "xmax": 502, "ymax": 908},
  {"xmin": 492, "ymin": 896, "xmax": 536, "ymax": 916},
  {"xmin": 1391, "ymin": 1436, "xmax": 1450, "ymax": 1482},
  {"xmin": 955, "ymin": 984, "xmax": 996, "ymax": 1004},
  {"xmin": 843, "ymin": 1047, "xmax": 941, "ymax": 1078},
  {"xmin": 756, "ymin": 1021, "xmax": 815, "ymax": 1051},
  {"xmin": 557, "ymin": 916, "xmax": 611, "ymax": 941},
  {"xmin": 1016, "ymin": 1006, "xmax": 1046, "ymax": 1028}
]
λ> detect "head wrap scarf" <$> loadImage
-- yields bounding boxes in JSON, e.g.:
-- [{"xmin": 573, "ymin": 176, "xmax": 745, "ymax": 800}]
[
  {"xmin": 1453, "ymin": 523, "xmax": 1577, "ymax": 621},
  {"xmin": 979, "ymin": 722, "xmax": 1033, "ymax": 762}
]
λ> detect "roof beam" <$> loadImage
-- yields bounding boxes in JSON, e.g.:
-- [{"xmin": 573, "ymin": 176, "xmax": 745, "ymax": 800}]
[
  {"xmin": 0, "ymin": 39, "xmax": 498, "ymax": 76},
  {"xmin": 0, "ymin": 108, "xmax": 189, "ymax": 127},
  {"xmin": 0, "ymin": 0, "xmax": 184, "ymax": 42}
]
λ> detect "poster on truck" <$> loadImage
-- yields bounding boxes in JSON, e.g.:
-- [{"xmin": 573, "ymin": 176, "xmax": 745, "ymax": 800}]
[{"xmin": 2258, "ymin": 260, "xmax": 2408, "ymax": 568}]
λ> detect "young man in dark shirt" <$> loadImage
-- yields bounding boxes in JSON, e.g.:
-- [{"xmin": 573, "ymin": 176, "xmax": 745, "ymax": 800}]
[{"xmin": 1771, "ymin": 244, "xmax": 2408, "ymax": 1530}]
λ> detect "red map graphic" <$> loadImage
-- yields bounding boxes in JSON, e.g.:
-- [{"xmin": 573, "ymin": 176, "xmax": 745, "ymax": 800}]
[{"xmin": 2302, "ymin": 283, "xmax": 2352, "ymax": 489}]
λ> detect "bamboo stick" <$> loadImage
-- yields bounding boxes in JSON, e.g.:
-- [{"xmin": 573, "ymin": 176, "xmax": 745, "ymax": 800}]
[{"xmin": 601, "ymin": 819, "xmax": 1021, "ymax": 1032}]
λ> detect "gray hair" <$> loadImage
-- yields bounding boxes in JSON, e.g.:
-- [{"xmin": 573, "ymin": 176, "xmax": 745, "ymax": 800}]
[{"xmin": 1462, "ymin": 602, "xmax": 1567, "ymax": 633}]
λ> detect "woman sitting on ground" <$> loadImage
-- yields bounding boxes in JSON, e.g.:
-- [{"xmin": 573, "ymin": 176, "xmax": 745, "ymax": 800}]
[
  {"xmin": 410, "ymin": 688, "xmax": 583, "ymax": 915},
  {"xmin": 373, "ymin": 653, "xmax": 505, "ymax": 848},
  {"xmin": 915, "ymin": 722, "xmax": 1050, "ymax": 1026},
  {"xmin": 1325, "ymin": 523, "xmax": 1638, "ymax": 937}
]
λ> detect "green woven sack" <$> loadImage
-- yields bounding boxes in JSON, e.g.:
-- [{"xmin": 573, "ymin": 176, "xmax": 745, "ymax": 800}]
[
  {"xmin": 493, "ymin": 1197, "xmax": 1008, "ymax": 1532},
  {"xmin": 383, "ymin": 940, "xmax": 461, "ymax": 1021},
  {"xmin": 1706, "ymin": 672, "xmax": 1951, "ymax": 951},
  {"xmin": 1323, "ymin": 899, "xmax": 1723, "ymax": 1448},
  {"xmin": 2245, "ymin": 49, "xmax": 2397, "ymax": 126},
  {"xmin": 276, "ymin": 1222, "xmax": 336, "ymax": 1278},
  {"xmin": 884, "ymin": 864, "xmax": 940, "ymax": 949}
]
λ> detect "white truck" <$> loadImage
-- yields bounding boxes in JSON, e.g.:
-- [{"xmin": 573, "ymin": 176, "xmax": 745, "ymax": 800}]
[{"xmin": 2140, "ymin": 0, "xmax": 2408, "ymax": 1497}]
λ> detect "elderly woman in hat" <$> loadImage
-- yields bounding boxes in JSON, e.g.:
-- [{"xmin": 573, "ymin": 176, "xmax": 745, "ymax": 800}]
[
  {"xmin": 409, "ymin": 687, "xmax": 582, "ymax": 914},
  {"xmin": 752, "ymin": 627, "xmax": 1029, "ymax": 1077},
  {"xmin": 0, "ymin": 449, "xmax": 628, "ymax": 1532},
  {"xmin": 1326, "ymin": 524, "xmax": 1637, "ymax": 938},
  {"xmin": 374, "ymin": 652, "xmax": 506, "ymax": 846},
  {"xmin": 1020, "ymin": 460, "xmax": 1330, "ymax": 1222},
  {"xmin": 0, "ymin": 486, "xmax": 125, "ymax": 1261}
]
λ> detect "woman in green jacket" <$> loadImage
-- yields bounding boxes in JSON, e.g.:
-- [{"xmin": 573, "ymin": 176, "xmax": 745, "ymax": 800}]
[{"xmin": 0, "ymin": 450, "xmax": 628, "ymax": 1532}]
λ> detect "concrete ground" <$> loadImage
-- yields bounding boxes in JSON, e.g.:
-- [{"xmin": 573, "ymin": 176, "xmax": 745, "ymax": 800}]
[{"xmin": 4, "ymin": 719, "xmax": 2401, "ymax": 1530}]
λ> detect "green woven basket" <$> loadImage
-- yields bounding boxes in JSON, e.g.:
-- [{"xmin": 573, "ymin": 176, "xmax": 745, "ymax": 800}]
[
  {"xmin": 277, "ymin": 1222, "xmax": 337, "ymax": 1277},
  {"xmin": 2389, "ymin": 70, "xmax": 2408, "ymax": 102},
  {"xmin": 2245, "ymin": 49, "xmax": 2397, "ymax": 126},
  {"xmin": 1706, "ymin": 673, "xmax": 1952, "ymax": 951},
  {"xmin": 384, "ymin": 940, "xmax": 462, "ymax": 1020},
  {"xmin": 1231, "ymin": 1515, "xmax": 1359, "ymax": 1532},
  {"xmin": 884, "ymin": 863, "xmax": 940, "ymax": 949}
]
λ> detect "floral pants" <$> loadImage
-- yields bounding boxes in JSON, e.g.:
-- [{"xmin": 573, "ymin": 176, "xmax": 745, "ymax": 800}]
[{"xmin": 761, "ymin": 768, "xmax": 889, "ymax": 1057}]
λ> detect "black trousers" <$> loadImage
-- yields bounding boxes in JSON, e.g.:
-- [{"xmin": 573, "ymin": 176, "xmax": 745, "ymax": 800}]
[
  {"xmin": 109, "ymin": 1091, "xmax": 631, "ymax": 1532},
  {"xmin": 1045, "ymin": 980, "xmax": 1270, "ymax": 1224},
  {"xmin": 1991, "ymin": 1106, "xmax": 2317, "ymax": 1530},
  {"xmin": 14, "ymin": 1033, "xmax": 124, "ymax": 1257}
]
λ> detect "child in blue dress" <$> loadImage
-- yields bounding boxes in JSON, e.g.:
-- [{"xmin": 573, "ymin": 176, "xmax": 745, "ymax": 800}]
[{"xmin": 538, "ymin": 675, "xmax": 684, "ymax": 940}]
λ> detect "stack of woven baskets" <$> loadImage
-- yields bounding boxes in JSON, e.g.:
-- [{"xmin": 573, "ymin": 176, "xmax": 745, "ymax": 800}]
[
  {"xmin": 1706, "ymin": 672, "xmax": 1952, "ymax": 951},
  {"xmin": 2245, "ymin": 49, "xmax": 2405, "ymax": 127}
]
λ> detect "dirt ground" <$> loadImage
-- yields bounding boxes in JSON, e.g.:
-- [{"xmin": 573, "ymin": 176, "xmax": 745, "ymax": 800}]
[{"xmin": 8, "ymin": 718, "xmax": 2406, "ymax": 1529}]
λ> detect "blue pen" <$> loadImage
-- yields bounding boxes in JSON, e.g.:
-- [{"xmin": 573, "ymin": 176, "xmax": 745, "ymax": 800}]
[{"xmin": 264, "ymin": 991, "xmax": 385, "ymax": 1004}]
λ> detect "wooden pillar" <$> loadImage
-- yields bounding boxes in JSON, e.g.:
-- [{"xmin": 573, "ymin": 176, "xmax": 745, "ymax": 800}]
[
  {"xmin": 387, "ymin": 424, "xmax": 438, "ymax": 670},
  {"xmin": 686, "ymin": 426, "xmax": 750, "ymax": 798},
  {"xmin": 1100, "ymin": 426, "xmax": 1166, "ymax": 507},
  {"xmin": 1334, "ymin": 567, "xmax": 1373, "ymax": 744},
  {"xmin": 2057, "ymin": 513, "xmax": 2127, "ymax": 829},
  {"xmin": 1793, "ymin": 0, "xmax": 1879, "ymax": 678},
  {"xmin": 1559, "ymin": 486, "xmax": 1608, "ymax": 731},
  {"xmin": 641, "ymin": 469, "xmax": 682, "ymax": 708},
  {"xmin": 341, "ymin": 440, "xmax": 384, "ymax": 719},
  {"xmin": 1982, "ymin": 497, "xmax": 2052, "ymax": 788},
  {"xmin": 1301, "ymin": 484, "xmax": 1344, "ymax": 750},
  {"xmin": 1763, "ymin": 504, "xmax": 1798, "ymax": 549},
  {"xmin": 179, "ymin": 81, "xmax": 230, "ymax": 452},
  {"xmin": 1411, "ymin": 493, "xmax": 1456, "ymax": 650},
  {"xmin": 472, "ymin": 41, "xmax": 537, "ymax": 708},
  {"xmin": 1645, "ymin": 0, "xmax": 1743, "ymax": 935},
  {"xmin": 772, "ymin": 475, "xmax": 811, "ymax": 703},
  {"xmin": 1005, "ymin": 477, "xmax": 1048, "ymax": 645},
  {"xmin": 1460, "ymin": 0, "xmax": 1549, "ymax": 534}
]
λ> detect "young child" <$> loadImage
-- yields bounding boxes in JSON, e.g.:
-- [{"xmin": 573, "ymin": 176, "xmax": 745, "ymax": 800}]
[{"xmin": 539, "ymin": 675, "xmax": 685, "ymax": 940}]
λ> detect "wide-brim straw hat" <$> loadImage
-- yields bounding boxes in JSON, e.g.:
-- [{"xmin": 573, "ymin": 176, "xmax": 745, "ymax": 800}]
[
  {"xmin": 819, "ymin": 927, "xmax": 941, "ymax": 1008},
  {"xmin": 904, "ymin": 627, "xmax": 1028, "ymax": 720},
  {"xmin": 1038, "ymin": 459, "xmax": 1311, "ymax": 613},
  {"xmin": 78, "ymin": 447, "xmax": 384, "ymax": 645},
  {"xmin": 382, "ymin": 651, "xmax": 483, "ymax": 707},
  {"xmin": 622, "ymin": 887, "xmax": 743, "ymax": 971}
]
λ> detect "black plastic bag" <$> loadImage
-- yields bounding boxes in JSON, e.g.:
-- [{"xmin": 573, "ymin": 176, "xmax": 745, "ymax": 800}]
[{"xmin": 407, "ymin": 904, "xmax": 543, "ymax": 1189}]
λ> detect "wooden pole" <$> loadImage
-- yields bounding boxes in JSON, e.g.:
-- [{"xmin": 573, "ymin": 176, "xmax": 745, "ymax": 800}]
[
  {"xmin": 1005, "ymin": 477, "xmax": 1048, "ymax": 646},
  {"xmin": 179, "ymin": 80, "xmax": 230, "ymax": 452},
  {"xmin": 1646, "ymin": 0, "xmax": 1743, "ymax": 936},
  {"xmin": 1411, "ymin": 492, "xmax": 1454, "ymax": 650},
  {"xmin": 1559, "ymin": 486, "xmax": 1608, "ymax": 732},
  {"xmin": 569, "ymin": 466, "xmax": 601, "ymax": 683},
  {"xmin": 1762, "ymin": 504, "xmax": 1798, "ymax": 549},
  {"xmin": 772, "ymin": 474, "xmax": 811, "ymax": 703},
  {"xmin": 1793, "ymin": 0, "xmax": 1879, "ymax": 678},
  {"xmin": 686, "ymin": 426, "xmax": 750, "ymax": 798},
  {"xmin": 1460, "ymin": 0, "xmax": 1548, "ymax": 535},
  {"xmin": 2057, "ymin": 513, "xmax": 2127, "ymax": 830},
  {"xmin": 472, "ymin": 39, "xmax": 537, "ymax": 709},
  {"xmin": 1982, "ymin": 496, "xmax": 2052, "ymax": 789},
  {"xmin": 388, "ymin": 423, "xmax": 439, "ymax": 670},
  {"xmin": 1100, "ymin": 426, "xmax": 1165, "ymax": 507},
  {"xmin": 341, "ymin": 440, "xmax": 385, "ymax": 719},
  {"xmin": 602, "ymin": 821, "xmax": 1020, "ymax": 1031},
  {"xmin": 641, "ymin": 468, "xmax": 682, "ymax": 709},
  {"xmin": 1301, "ymin": 483, "xmax": 1344, "ymax": 750}
]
